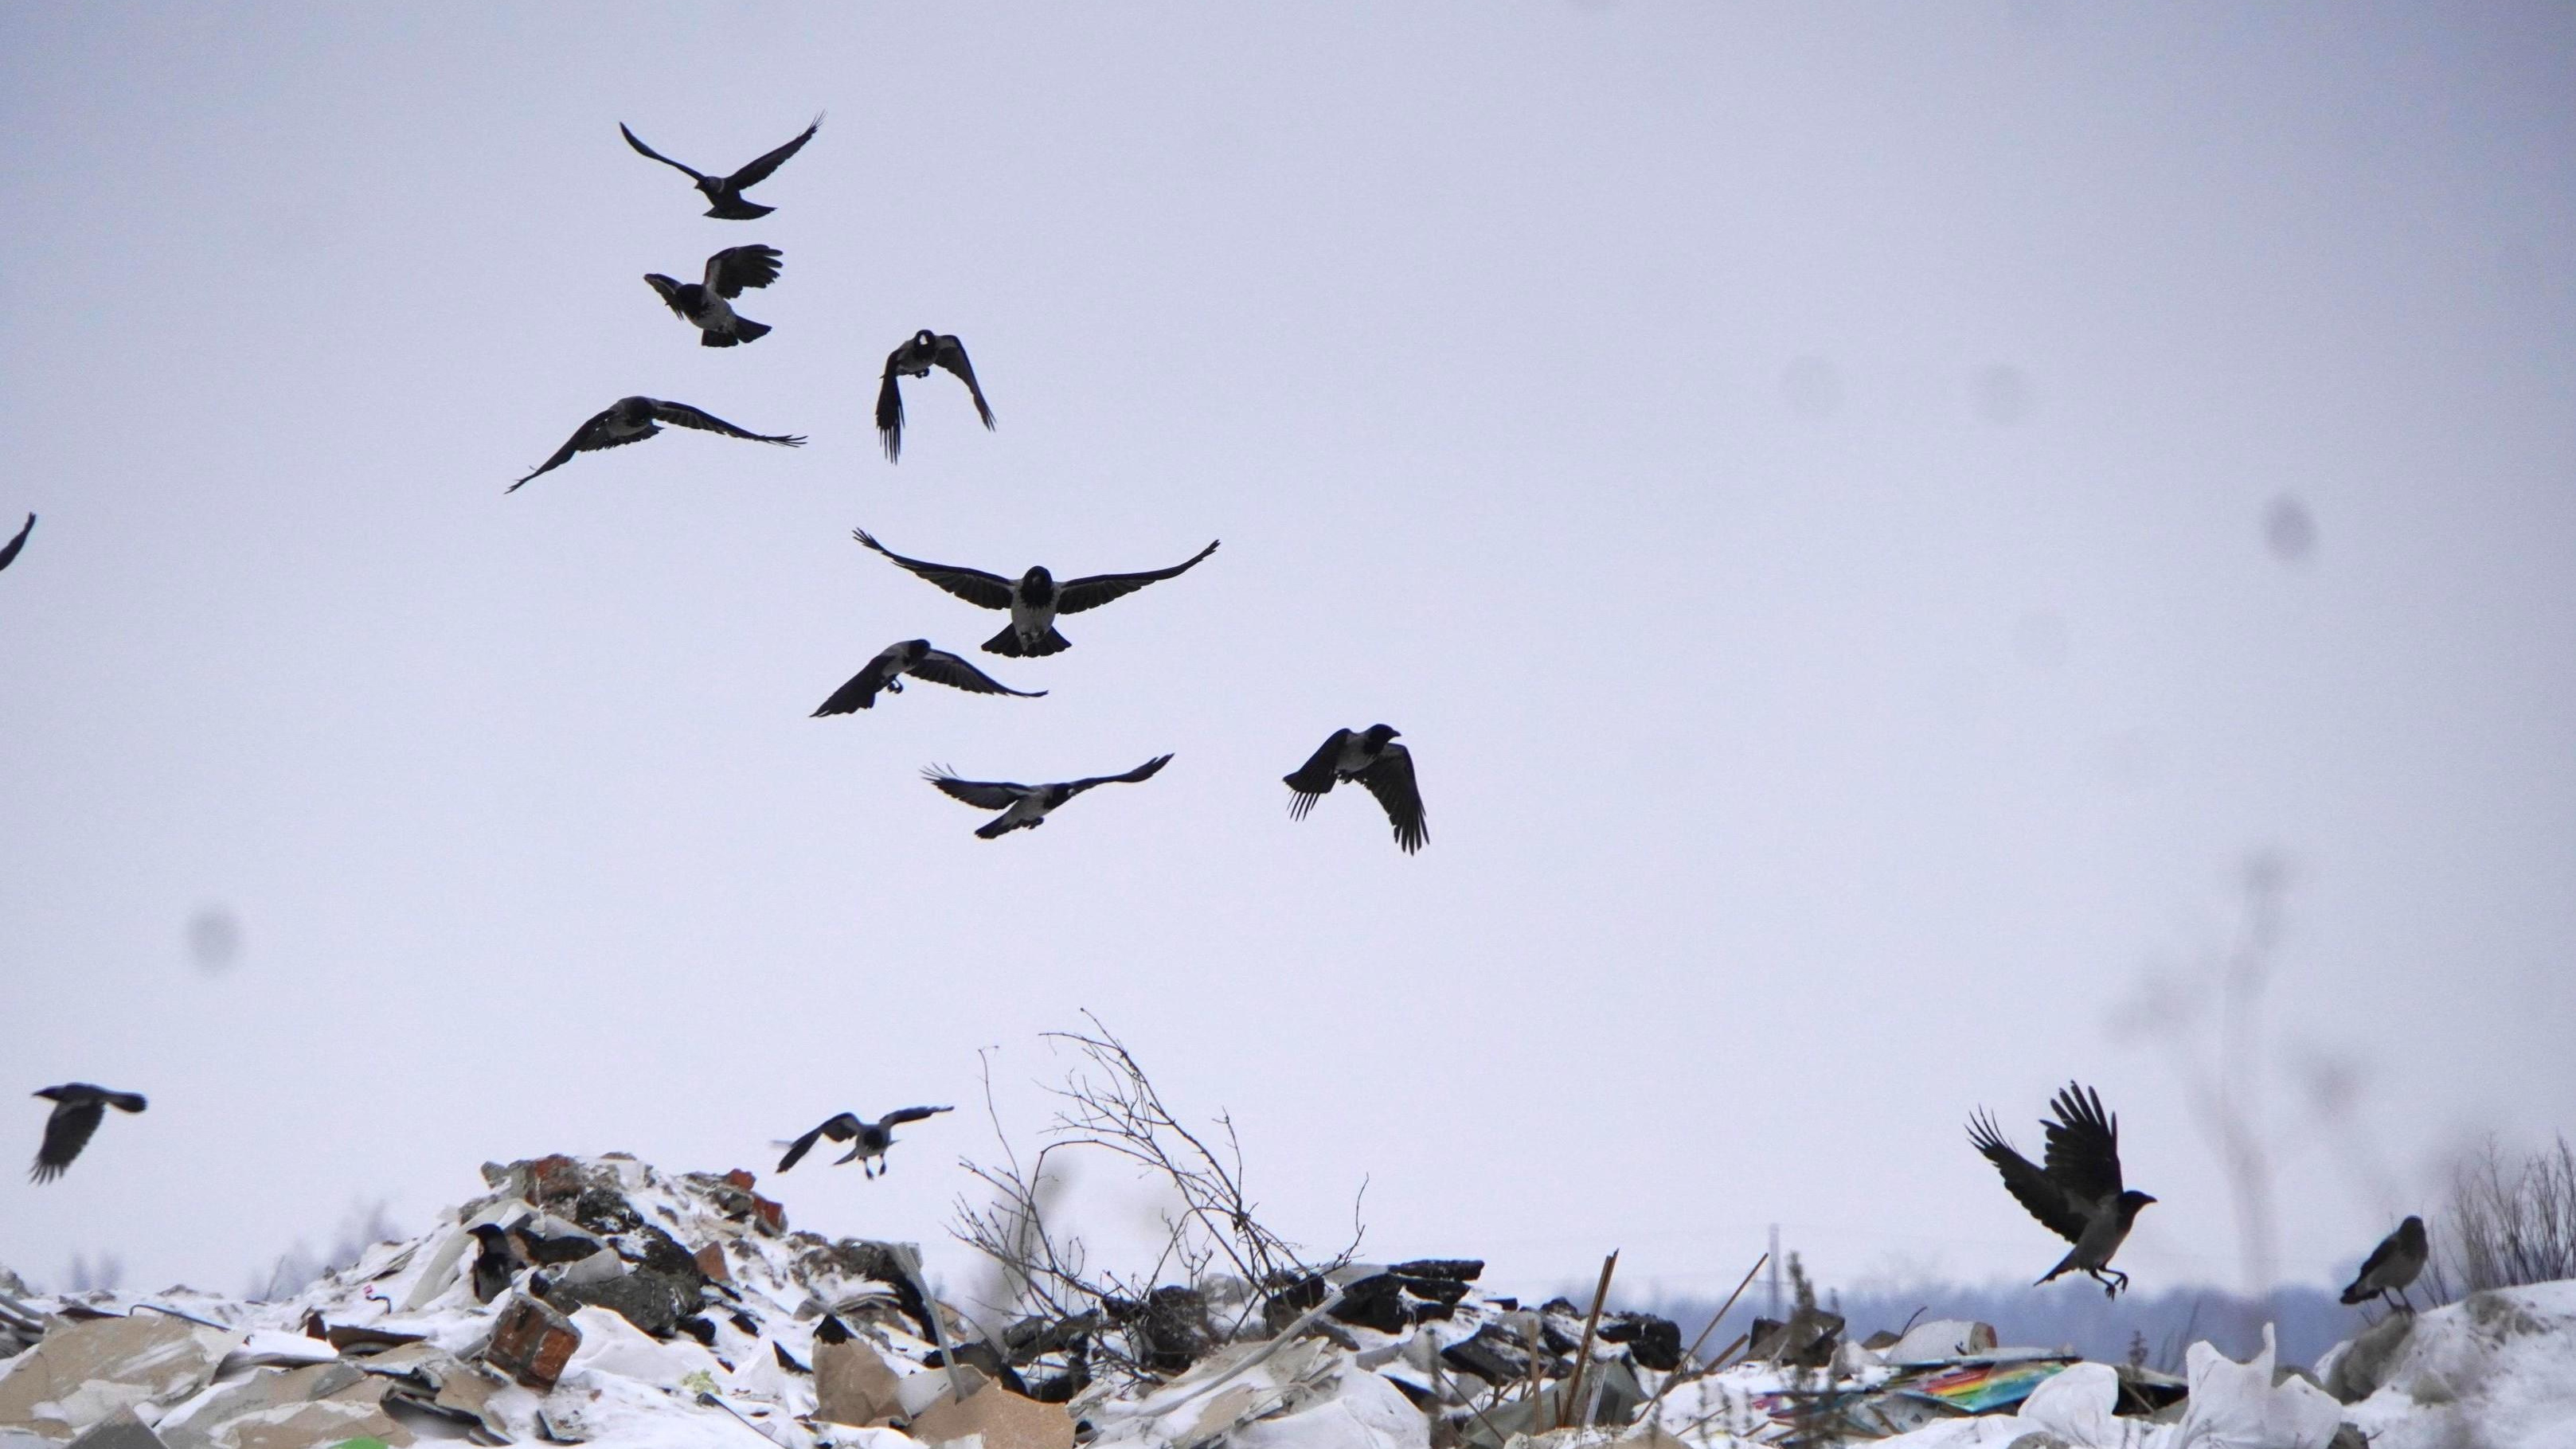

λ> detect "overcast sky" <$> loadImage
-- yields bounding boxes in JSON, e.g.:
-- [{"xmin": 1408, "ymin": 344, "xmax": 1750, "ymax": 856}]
[{"xmin": 3, "ymin": 5, "xmax": 2572, "ymax": 1314}]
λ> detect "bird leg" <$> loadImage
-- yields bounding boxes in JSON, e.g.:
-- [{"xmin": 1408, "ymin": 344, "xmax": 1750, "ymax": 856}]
[
  {"xmin": 2090, "ymin": 1267, "xmax": 2129, "ymax": 1299},
  {"xmin": 888, "ymin": 679, "xmax": 905, "ymax": 694}
]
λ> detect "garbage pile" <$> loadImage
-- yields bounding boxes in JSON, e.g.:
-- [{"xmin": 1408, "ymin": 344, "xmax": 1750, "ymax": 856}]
[{"xmin": 3, "ymin": 1154, "xmax": 2571, "ymax": 1448}]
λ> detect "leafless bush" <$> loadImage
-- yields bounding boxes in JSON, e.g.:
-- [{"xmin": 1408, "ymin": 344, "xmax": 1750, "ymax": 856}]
[
  {"xmin": 249, "ymin": 1200, "xmax": 404, "ymax": 1301},
  {"xmin": 2425, "ymin": 1136, "xmax": 2576, "ymax": 1299},
  {"xmin": 951, "ymin": 1014, "xmax": 1364, "ymax": 1383}
]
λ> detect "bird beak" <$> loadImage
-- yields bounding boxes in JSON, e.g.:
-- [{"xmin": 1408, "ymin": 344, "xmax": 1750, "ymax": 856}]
[{"xmin": 2139, "ymin": 1194, "xmax": 2159, "ymax": 1205}]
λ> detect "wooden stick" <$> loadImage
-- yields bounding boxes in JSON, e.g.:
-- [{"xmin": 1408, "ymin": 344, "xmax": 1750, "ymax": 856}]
[
  {"xmin": 1640, "ymin": 1251, "xmax": 1769, "ymax": 1420},
  {"xmin": 1560, "ymin": 1251, "xmax": 1619, "ymax": 1430}
]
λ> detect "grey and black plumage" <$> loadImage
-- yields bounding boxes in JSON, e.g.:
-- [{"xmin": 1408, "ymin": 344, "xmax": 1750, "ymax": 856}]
[
  {"xmin": 645, "ymin": 245, "xmax": 783, "ymax": 347},
  {"xmin": 512, "ymin": 396, "xmax": 803, "ymax": 490},
  {"xmin": 620, "ymin": 116, "xmax": 821, "ymax": 220},
  {"xmin": 775, "ymin": 1106, "xmax": 953, "ymax": 1179},
  {"xmin": 924, "ymin": 754, "xmax": 1174, "ymax": 839},
  {"xmin": 811, "ymin": 639, "xmax": 1046, "ymax": 717},
  {"xmin": 467, "ymin": 1221, "xmax": 526, "ymax": 1304},
  {"xmin": 1968, "ymin": 1083, "xmax": 2157, "ymax": 1298},
  {"xmin": 0, "ymin": 514, "xmax": 31, "ymax": 573},
  {"xmin": 851, "ymin": 529, "xmax": 1220, "ymax": 657},
  {"xmin": 29, "ymin": 1084, "xmax": 147, "ymax": 1184},
  {"xmin": 874, "ymin": 331, "xmax": 994, "ymax": 462},
  {"xmin": 2340, "ymin": 1216, "xmax": 2429, "ymax": 1310},
  {"xmin": 1284, "ymin": 724, "xmax": 1426, "ymax": 854}
]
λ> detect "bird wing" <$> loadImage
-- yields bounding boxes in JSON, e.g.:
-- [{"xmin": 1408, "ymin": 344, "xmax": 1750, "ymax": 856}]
[
  {"xmin": 850, "ymin": 529, "xmax": 1015, "ymax": 611},
  {"xmin": 647, "ymin": 400, "xmax": 805, "ymax": 447},
  {"xmin": 1063, "ymin": 753, "xmax": 1175, "ymax": 799},
  {"xmin": 30, "ymin": 1099, "xmax": 106, "ymax": 1184},
  {"xmin": 876, "ymin": 1105, "xmax": 954, "ymax": 1129},
  {"xmin": 1283, "ymin": 732, "xmax": 1350, "ymax": 820},
  {"xmin": 812, "ymin": 655, "xmax": 897, "ymax": 717},
  {"xmin": 706, "ymin": 244, "xmax": 782, "ymax": 298},
  {"xmin": 620, "ymin": 123, "xmax": 707, "ymax": 182},
  {"xmin": 923, "ymin": 767, "xmax": 1030, "ymax": 810},
  {"xmin": 0, "ymin": 513, "xmax": 32, "ymax": 572},
  {"xmin": 1969, "ymin": 1110, "xmax": 2090, "ymax": 1244},
  {"xmin": 724, "ymin": 115, "xmax": 822, "ymax": 189},
  {"xmin": 2346, "ymin": 1225, "xmax": 2407, "ymax": 1293},
  {"xmin": 1056, "ymin": 541, "xmax": 1222, "ymax": 615},
  {"xmin": 643, "ymin": 274, "xmax": 689, "ymax": 316},
  {"xmin": 2042, "ymin": 1082, "xmax": 2125, "ymax": 1205},
  {"xmin": 1358, "ymin": 744, "xmax": 1429, "ymax": 853},
  {"xmin": 510, "ymin": 407, "xmax": 629, "ymax": 491},
  {"xmin": 776, "ymin": 1112, "xmax": 865, "ymax": 1172},
  {"xmin": 909, "ymin": 649, "xmax": 1046, "ymax": 698},
  {"xmin": 929, "ymin": 336, "xmax": 997, "ymax": 428},
  {"xmin": 874, "ymin": 366, "xmax": 906, "ymax": 462}
]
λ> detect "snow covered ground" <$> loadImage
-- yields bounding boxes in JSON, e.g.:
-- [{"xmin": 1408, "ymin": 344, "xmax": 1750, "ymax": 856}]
[{"xmin": 5, "ymin": 1153, "xmax": 2573, "ymax": 1448}]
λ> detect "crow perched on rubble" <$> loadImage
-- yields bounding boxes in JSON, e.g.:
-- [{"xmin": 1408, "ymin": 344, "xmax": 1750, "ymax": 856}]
[
  {"xmin": 1283, "ymin": 725, "xmax": 1426, "ymax": 853},
  {"xmin": 0, "ymin": 514, "xmax": 31, "ymax": 573},
  {"xmin": 467, "ymin": 1222, "xmax": 525, "ymax": 1304},
  {"xmin": 775, "ymin": 1107, "xmax": 952, "ymax": 1178},
  {"xmin": 875, "ymin": 330, "xmax": 995, "ymax": 462},
  {"xmin": 28, "ymin": 1084, "xmax": 147, "ymax": 1183},
  {"xmin": 2340, "ymin": 1216, "xmax": 2429, "ymax": 1311},
  {"xmin": 1968, "ymin": 1082, "xmax": 2156, "ymax": 1298},
  {"xmin": 850, "ymin": 529, "xmax": 1221, "ymax": 657},
  {"xmin": 620, "ymin": 117, "xmax": 822, "ymax": 221},
  {"xmin": 923, "ymin": 754, "xmax": 1174, "ymax": 839}
]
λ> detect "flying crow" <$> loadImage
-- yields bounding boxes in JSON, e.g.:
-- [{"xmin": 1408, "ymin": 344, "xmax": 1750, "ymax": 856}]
[
  {"xmin": 513, "ymin": 396, "xmax": 803, "ymax": 490},
  {"xmin": 1284, "ymin": 724, "xmax": 1427, "ymax": 853},
  {"xmin": 812, "ymin": 639, "xmax": 1046, "ymax": 716},
  {"xmin": 924, "ymin": 754, "xmax": 1174, "ymax": 839},
  {"xmin": 29, "ymin": 1084, "xmax": 147, "ymax": 1184},
  {"xmin": 1968, "ymin": 1083, "xmax": 2156, "ymax": 1298},
  {"xmin": 776, "ymin": 1106, "xmax": 954, "ymax": 1179},
  {"xmin": 875, "ymin": 331, "xmax": 993, "ymax": 462},
  {"xmin": 620, "ymin": 116, "xmax": 821, "ymax": 220},
  {"xmin": 2340, "ymin": 1216, "xmax": 2429, "ymax": 1311},
  {"xmin": 850, "ymin": 529, "xmax": 1219, "ymax": 657},
  {"xmin": 0, "ymin": 514, "xmax": 31, "ymax": 573},
  {"xmin": 645, "ymin": 245, "xmax": 784, "ymax": 347}
]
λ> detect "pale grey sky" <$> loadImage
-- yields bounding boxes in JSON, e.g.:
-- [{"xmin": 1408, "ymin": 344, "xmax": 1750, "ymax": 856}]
[{"xmin": 2, "ymin": 5, "xmax": 2572, "ymax": 1308}]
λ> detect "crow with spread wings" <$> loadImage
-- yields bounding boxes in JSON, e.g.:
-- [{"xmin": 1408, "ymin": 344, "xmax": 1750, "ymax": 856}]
[
  {"xmin": 512, "ymin": 396, "xmax": 803, "ymax": 490},
  {"xmin": 850, "ymin": 529, "xmax": 1219, "ymax": 657},
  {"xmin": 1968, "ymin": 1082, "xmax": 2157, "ymax": 1297},
  {"xmin": 620, "ymin": 116, "xmax": 821, "ymax": 220},
  {"xmin": 776, "ymin": 1106, "xmax": 953, "ymax": 1178}
]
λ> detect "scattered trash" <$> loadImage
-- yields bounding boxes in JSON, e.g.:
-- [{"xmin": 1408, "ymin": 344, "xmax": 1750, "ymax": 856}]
[{"xmin": 6, "ymin": 1154, "xmax": 2571, "ymax": 1446}]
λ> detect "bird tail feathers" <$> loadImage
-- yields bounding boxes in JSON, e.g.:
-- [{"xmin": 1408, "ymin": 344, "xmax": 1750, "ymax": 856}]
[
  {"xmin": 975, "ymin": 815, "xmax": 1033, "ymax": 840},
  {"xmin": 700, "ymin": 330, "xmax": 742, "ymax": 348},
  {"xmin": 983, "ymin": 623, "xmax": 1071, "ymax": 657},
  {"xmin": 730, "ymin": 318, "xmax": 772, "ymax": 343}
]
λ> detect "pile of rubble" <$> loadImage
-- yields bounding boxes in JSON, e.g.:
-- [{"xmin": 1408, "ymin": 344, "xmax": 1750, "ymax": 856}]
[{"xmin": 4, "ymin": 1154, "xmax": 2571, "ymax": 1448}]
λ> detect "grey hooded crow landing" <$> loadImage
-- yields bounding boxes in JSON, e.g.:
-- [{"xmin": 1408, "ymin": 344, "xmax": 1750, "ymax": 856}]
[
  {"xmin": 875, "ymin": 331, "xmax": 993, "ymax": 461},
  {"xmin": 811, "ymin": 639, "xmax": 1046, "ymax": 716},
  {"xmin": 924, "ymin": 754, "xmax": 1173, "ymax": 839},
  {"xmin": 1968, "ymin": 1082, "xmax": 2156, "ymax": 1298},
  {"xmin": 29, "ymin": 1084, "xmax": 147, "ymax": 1184},
  {"xmin": 850, "ymin": 529, "xmax": 1220, "ymax": 657},
  {"xmin": 0, "ymin": 514, "xmax": 30, "ymax": 573},
  {"xmin": 645, "ymin": 245, "xmax": 784, "ymax": 347},
  {"xmin": 776, "ymin": 1106, "xmax": 953, "ymax": 1179},
  {"xmin": 1284, "ymin": 724, "xmax": 1426, "ymax": 853},
  {"xmin": 620, "ymin": 116, "xmax": 821, "ymax": 220},
  {"xmin": 2340, "ymin": 1216, "xmax": 2429, "ymax": 1311},
  {"xmin": 513, "ymin": 396, "xmax": 803, "ymax": 490}
]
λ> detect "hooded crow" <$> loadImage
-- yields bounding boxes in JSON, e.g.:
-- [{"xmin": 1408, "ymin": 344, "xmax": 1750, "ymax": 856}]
[
  {"xmin": 467, "ymin": 1221, "xmax": 526, "ymax": 1304},
  {"xmin": 645, "ymin": 245, "xmax": 784, "ymax": 347},
  {"xmin": 2340, "ymin": 1216, "xmax": 2429, "ymax": 1311},
  {"xmin": 1968, "ymin": 1083, "xmax": 2156, "ymax": 1298},
  {"xmin": 924, "ymin": 754, "xmax": 1173, "ymax": 839},
  {"xmin": 0, "ymin": 514, "xmax": 30, "ymax": 573},
  {"xmin": 512, "ymin": 396, "xmax": 803, "ymax": 490},
  {"xmin": 1284, "ymin": 725, "xmax": 1426, "ymax": 854},
  {"xmin": 875, "ymin": 331, "xmax": 994, "ymax": 462},
  {"xmin": 812, "ymin": 639, "xmax": 1046, "ymax": 716},
  {"xmin": 851, "ymin": 529, "xmax": 1220, "ymax": 657},
  {"xmin": 776, "ymin": 1106, "xmax": 953, "ymax": 1179},
  {"xmin": 620, "ymin": 116, "xmax": 821, "ymax": 220},
  {"xmin": 29, "ymin": 1084, "xmax": 147, "ymax": 1184}
]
